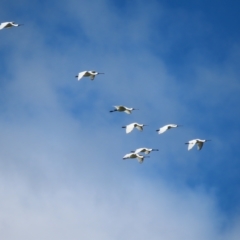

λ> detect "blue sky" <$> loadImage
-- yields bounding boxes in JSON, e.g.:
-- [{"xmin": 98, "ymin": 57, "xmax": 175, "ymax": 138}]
[{"xmin": 0, "ymin": 0, "xmax": 240, "ymax": 239}]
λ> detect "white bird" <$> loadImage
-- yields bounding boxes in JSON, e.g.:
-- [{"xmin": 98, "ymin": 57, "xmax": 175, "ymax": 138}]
[
  {"xmin": 131, "ymin": 148, "xmax": 159, "ymax": 154},
  {"xmin": 156, "ymin": 124, "xmax": 182, "ymax": 134},
  {"xmin": 185, "ymin": 139, "xmax": 211, "ymax": 151},
  {"xmin": 0, "ymin": 21, "xmax": 23, "ymax": 30},
  {"xmin": 123, "ymin": 153, "xmax": 149, "ymax": 164},
  {"xmin": 110, "ymin": 105, "xmax": 139, "ymax": 114},
  {"xmin": 122, "ymin": 122, "xmax": 147, "ymax": 134},
  {"xmin": 75, "ymin": 70, "xmax": 104, "ymax": 81}
]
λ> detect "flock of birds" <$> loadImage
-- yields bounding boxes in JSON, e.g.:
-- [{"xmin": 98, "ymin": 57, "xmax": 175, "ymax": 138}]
[
  {"xmin": 1, "ymin": 21, "xmax": 211, "ymax": 164},
  {"xmin": 108, "ymin": 105, "xmax": 211, "ymax": 163}
]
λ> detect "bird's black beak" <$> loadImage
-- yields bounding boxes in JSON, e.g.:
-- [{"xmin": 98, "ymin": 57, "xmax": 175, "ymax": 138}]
[{"xmin": 75, "ymin": 75, "xmax": 78, "ymax": 78}]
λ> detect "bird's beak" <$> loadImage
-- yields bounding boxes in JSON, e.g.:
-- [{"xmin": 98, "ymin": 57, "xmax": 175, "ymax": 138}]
[
  {"xmin": 75, "ymin": 75, "xmax": 78, "ymax": 78},
  {"xmin": 18, "ymin": 24, "xmax": 24, "ymax": 26},
  {"xmin": 98, "ymin": 73, "xmax": 104, "ymax": 74}
]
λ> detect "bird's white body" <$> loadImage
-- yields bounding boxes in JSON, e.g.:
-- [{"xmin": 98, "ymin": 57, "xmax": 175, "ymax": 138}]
[
  {"xmin": 110, "ymin": 105, "xmax": 138, "ymax": 114},
  {"xmin": 132, "ymin": 148, "xmax": 159, "ymax": 154},
  {"xmin": 76, "ymin": 70, "xmax": 104, "ymax": 81},
  {"xmin": 185, "ymin": 139, "xmax": 210, "ymax": 151},
  {"xmin": 122, "ymin": 122, "xmax": 146, "ymax": 134},
  {"xmin": 123, "ymin": 153, "xmax": 149, "ymax": 164},
  {"xmin": 157, "ymin": 124, "xmax": 180, "ymax": 134},
  {"xmin": 0, "ymin": 22, "xmax": 22, "ymax": 30}
]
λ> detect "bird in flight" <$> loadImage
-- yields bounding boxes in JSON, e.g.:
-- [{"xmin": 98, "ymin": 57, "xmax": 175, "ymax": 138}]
[
  {"xmin": 185, "ymin": 139, "xmax": 211, "ymax": 150},
  {"xmin": 110, "ymin": 105, "xmax": 138, "ymax": 114},
  {"xmin": 156, "ymin": 124, "xmax": 182, "ymax": 134},
  {"xmin": 123, "ymin": 153, "xmax": 149, "ymax": 164},
  {"xmin": 122, "ymin": 122, "xmax": 147, "ymax": 134},
  {"xmin": 131, "ymin": 148, "xmax": 159, "ymax": 154},
  {"xmin": 75, "ymin": 70, "xmax": 104, "ymax": 81},
  {"xmin": 0, "ymin": 21, "xmax": 23, "ymax": 30}
]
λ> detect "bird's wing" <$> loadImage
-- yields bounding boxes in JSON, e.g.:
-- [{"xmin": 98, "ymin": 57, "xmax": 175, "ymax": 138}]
[
  {"xmin": 126, "ymin": 124, "xmax": 135, "ymax": 134},
  {"xmin": 123, "ymin": 153, "xmax": 132, "ymax": 159},
  {"xmin": 77, "ymin": 71, "xmax": 86, "ymax": 81},
  {"xmin": 188, "ymin": 140, "xmax": 197, "ymax": 150},
  {"xmin": 0, "ymin": 22, "xmax": 11, "ymax": 29},
  {"xmin": 136, "ymin": 125, "xmax": 143, "ymax": 131},
  {"xmin": 158, "ymin": 125, "xmax": 168, "ymax": 134},
  {"xmin": 90, "ymin": 75, "xmax": 95, "ymax": 80},
  {"xmin": 137, "ymin": 156, "xmax": 144, "ymax": 164},
  {"xmin": 124, "ymin": 109, "xmax": 131, "ymax": 114},
  {"xmin": 197, "ymin": 142, "xmax": 204, "ymax": 150},
  {"xmin": 134, "ymin": 148, "xmax": 144, "ymax": 154}
]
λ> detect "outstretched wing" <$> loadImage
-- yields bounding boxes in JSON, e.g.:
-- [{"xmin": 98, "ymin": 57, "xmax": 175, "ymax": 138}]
[
  {"xmin": 123, "ymin": 153, "xmax": 133, "ymax": 159},
  {"xmin": 158, "ymin": 125, "xmax": 169, "ymax": 134},
  {"xmin": 126, "ymin": 123, "xmax": 135, "ymax": 134},
  {"xmin": 77, "ymin": 71, "xmax": 86, "ymax": 81},
  {"xmin": 124, "ymin": 109, "xmax": 131, "ymax": 114},
  {"xmin": 134, "ymin": 148, "xmax": 144, "ymax": 154},
  {"xmin": 137, "ymin": 156, "xmax": 144, "ymax": 164},
  {"xmin": 188, "ymin": 140, "xmax": 197, "ymax": 150},
  {"xmin": 0, "ymin": 22, "xmax": 12, "ymax": 30},
  {"xmin": 197, "ymin": 142, "xmax": 204, "ymax": 150},
  {"xmin": 136, "ymin": 125, "xmax": 143, "ymax": 131}
]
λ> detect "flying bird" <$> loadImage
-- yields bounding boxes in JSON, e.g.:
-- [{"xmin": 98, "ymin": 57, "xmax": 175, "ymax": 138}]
[
  {"xmin": 122, "ymin": 122, "xmax": 147, "ymax": 134},
  {"xmin": 185, "ymin": 139, "xmax": 211, "ymax": 151},
  {"xmin": 75, "ymin": 70, "xmax": 104, "ymax": 81},
  {"xmin": 0, "ymin": 21, "xmax": 23, "ymax": 30},
  {"xmin": 131, "ymin": 148, "xmax": 159, "ymax": 154},
  {"xmin": 123, "ymin": 153, "xmax": 149, "ymax": 164},
  {"xmin": 110, "ymin": 105, "xmax": 138, "ymax": 114},
  {"xmin": 156, "ymin": 124, "xmax": 182, "ymax": 134}
]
